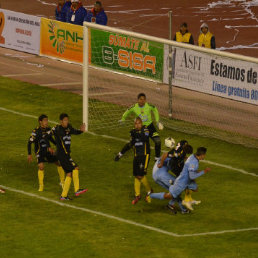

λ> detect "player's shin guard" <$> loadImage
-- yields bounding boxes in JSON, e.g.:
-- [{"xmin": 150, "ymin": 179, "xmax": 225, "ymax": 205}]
[
  {"xmin": 141, "ymin": 176, "xmax": 151, "ymax": 192},
  {"xmin": 57, "ymin": 166, "xmax": 65, "ymax": 188},
  {"xmin": 72, "ymin": 169, "xmax": 80, "ymax": 193},
  {"xmin": 61, "ymin": 176, "xmax": 72, "ymax": 198},
  {"xmin": 38, "ymin": 170, "xmax": 44, "ymax": 191},
  {"xmin": 134, "ymin": 177, "xmax": 141, "ymax": 197}
]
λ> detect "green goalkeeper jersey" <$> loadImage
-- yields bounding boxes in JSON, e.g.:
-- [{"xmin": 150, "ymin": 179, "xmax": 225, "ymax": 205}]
[{"xmin": 121, "ymin": 103, "xmax": 160, "ymax": 126}]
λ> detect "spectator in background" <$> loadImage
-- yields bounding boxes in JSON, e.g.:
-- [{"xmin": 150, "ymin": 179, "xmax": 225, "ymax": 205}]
[
  {"xmin": 198, "ymin": 23, "xmax": 216, "ymax": 49},
  {"xmin": 63, "ymin": 0, "xmax": 72, "ymax": 15},
  {"xmin": 85, "ymin": 1, "xmax": 107, "ymax": 25},
  {"xmin": 174, "ymin": 23, "xmax": 194, "ymax": 45},
  {"xmin": 66, "ymin": 0, "xmax": 87, "ymax": 26},
  {"xmin": 55, "ymin": 0, "xmax": 66, "ymax": 22}
]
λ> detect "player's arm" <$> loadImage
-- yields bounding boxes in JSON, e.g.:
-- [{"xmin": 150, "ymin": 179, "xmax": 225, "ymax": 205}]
[
  {"xmin": 27, "ymin": 130, "xmax": 37, "ymax": 163},
  {"xmin": 158, "ymin": 152, "xmax": 168, "ymax": 168},
  {"xmin": 150, "ymin": 104, "xmax": 163, "ymax": 130},
  {"xmin": 120, "ymin": 105, "xmax": 135, "ymax": 122},
  {"xmin": 70, "ymin": 123, "xmax": 86, "ymax": 135},
  {"xmin": 189, "ymin": 166, "xmax": 211, "ymax": 180}
]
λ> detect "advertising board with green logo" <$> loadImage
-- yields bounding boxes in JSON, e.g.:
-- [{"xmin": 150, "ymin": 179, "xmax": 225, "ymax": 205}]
[{"xmin": 90, "ymin": 28, "xmax": 164, "ymax": 82}]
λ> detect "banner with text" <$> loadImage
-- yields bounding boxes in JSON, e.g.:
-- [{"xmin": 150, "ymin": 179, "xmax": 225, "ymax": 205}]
[
  {"xmin": 40, "ymin": 18, "xmax": 83, "ymax": 63},
  {"xmin": 89, "ymin": 28, "xmax": 164, "ymax": 82},
  {"xmin": 164, "ymin": 46, "xmax": 258, "ymax": 105},
  {"xmin": 0, "ymin": 9, "xmax": 40, "ymax": 54}
]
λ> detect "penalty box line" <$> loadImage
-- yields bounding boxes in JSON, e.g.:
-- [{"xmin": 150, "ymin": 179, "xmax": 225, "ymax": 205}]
[
  {"xmin": 0, "ymin": 106, "xmax": 257, "ymax": 178},
  {"xmin": 1, "ymin": 184, "xmax": 258, "ymax": 238}
]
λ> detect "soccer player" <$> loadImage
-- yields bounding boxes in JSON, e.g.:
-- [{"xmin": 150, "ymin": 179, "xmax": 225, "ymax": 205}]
[
  {"xmin": 27, "ymin": 114, "xmax": 65, "ymax": 192},
  {"xmin": 148, "ymin": 147, "xmax": 211, "ymax": 211},
  {"xmin": 115, "ymin": 117, "xmax": 153, "ymax": 205},
  {"xmin": 120, "ymin": 93, "xmax": 163, "ymax": 161},
  {"xmin": 152, "ymin": 141, "xmax": 193, "ymax": 214},
  {"xmin": 51, "ymin": 113, "xmax": 87, "ymax": 200},
  {"xmin": 159, "ymin": 140, "xmax": 200, "ymax": 206}
]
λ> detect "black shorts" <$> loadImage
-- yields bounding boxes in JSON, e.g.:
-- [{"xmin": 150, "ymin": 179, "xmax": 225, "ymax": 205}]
[
  {"xmin": 57, "ymin": 153, "xmax": 78, "ymax": 173},
  {"xmin": 133, "ymin": 154, "xmax": 150, "ymax": 177},
  {"xmin": 147, "ymin": 123, "xmax": 159, "ymax": 139},
  {"xmin": 36, "ymin": 152, "xmax": 58, "ymax": 164}
]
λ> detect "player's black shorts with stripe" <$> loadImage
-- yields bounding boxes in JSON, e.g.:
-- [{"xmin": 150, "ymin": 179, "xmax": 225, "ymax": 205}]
[
  {"xmin": 36, "ymin": 151, "xmax": 58, "ymax": 164},
  {"xmin": 133, "ymin": 154, "xmax": 150, "ymax": 177},
  {"xmin": 57, "ymin": 153, "xmax": 78, "ymax": 173},
  {"xmin": 147, "ymin": 123, "xmax": 159, "ymax": 138}
]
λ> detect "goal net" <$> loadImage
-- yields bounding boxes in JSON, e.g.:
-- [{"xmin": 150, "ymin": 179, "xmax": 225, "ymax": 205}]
[{"xmin": 83, "ymin": 22, "xmax": 258, "ymax": 148}]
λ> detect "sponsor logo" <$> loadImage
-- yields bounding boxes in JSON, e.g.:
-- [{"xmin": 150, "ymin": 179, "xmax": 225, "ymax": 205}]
[{"xmin": 0, "ymin": 12, "xmax": 5, "ymax": 44}]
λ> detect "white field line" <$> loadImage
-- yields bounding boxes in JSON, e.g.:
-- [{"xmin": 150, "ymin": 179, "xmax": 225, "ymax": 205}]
[
  {"xmin": 1, "ymin": 184, "xmax": 258, "ymax": 238},
  {"xmin": 2, "ymin": 73, "xmax": 43, "ymax": 77},
  {"xmin": 41, "ymin": 82, "xmax": 82, "ymax": 87},
  {"xmin": 0, "ymin": 106, "xmax": 257, "ymax": 178}
]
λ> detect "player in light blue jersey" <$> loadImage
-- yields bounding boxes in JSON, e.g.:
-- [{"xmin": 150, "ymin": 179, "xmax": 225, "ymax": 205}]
[
  {"xmin": 151, "ymin": 143, "xmax": 193, "ymax": 214},
  {"xmin": 148, "ymin": 147, "xmax": 211, "ymax": 212}
]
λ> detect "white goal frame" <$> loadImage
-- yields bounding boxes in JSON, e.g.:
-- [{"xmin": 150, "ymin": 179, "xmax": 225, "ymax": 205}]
[{"xmin": 82, "ymin": 22, "xmax": 258, "ymax": 131}]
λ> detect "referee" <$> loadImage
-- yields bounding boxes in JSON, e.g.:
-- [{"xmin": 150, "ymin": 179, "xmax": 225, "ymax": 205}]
[{"xmin": 120, "ymin": 93, "xmax": 163, "ymax": 160}]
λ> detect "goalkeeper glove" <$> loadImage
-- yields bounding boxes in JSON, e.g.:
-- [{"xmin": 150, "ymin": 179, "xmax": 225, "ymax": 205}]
[
  {"xmin": 157, "ymin": 122, "xmax": 164, "ymax": 130},
  {"xmin": 114, "ymin": 152, "xmax": 123, "ymax": 161}
]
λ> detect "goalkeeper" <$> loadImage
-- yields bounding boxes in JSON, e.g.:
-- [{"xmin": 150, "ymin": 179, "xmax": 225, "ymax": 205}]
[{"xmin": 120, "ymin": 93, "xmax": 163, "ymax": 160}]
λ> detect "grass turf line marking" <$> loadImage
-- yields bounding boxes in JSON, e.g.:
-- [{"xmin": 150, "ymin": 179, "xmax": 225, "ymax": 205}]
[
  {"xmin": 0, "ymin": 106, "xmax": 257, "ymax": 178},
  {"xmin": 2, "ymin": 73, "xmax": 43, "ymax": 77},
  {"xmin": 1, "ymin": 184, "xmax": 258, "ymax": 238}
]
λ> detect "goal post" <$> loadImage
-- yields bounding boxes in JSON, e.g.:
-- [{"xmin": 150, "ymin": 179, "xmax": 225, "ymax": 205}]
[{"xmin": 83, "ymin": 21, "xmax": 258, "ymax": 147}]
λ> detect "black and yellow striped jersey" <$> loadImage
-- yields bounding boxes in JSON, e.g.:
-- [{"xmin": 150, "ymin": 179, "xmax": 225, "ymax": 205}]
[
  {"xmin": 121, "ymin": 126, "xmax": 150, "ymax": 157},
  {"xmin": 27, "ymin": 126, "xmax": 55, "ymax": 155},
  {"xmin": 51, "ymin": 124, "xmax": 82, "ymax": 155}
]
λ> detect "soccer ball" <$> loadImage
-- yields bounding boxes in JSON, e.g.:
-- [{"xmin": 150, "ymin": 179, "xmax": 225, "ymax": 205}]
[{"xmin": 165, "ymin": 137, "xmax": 175, "ymax": 149}]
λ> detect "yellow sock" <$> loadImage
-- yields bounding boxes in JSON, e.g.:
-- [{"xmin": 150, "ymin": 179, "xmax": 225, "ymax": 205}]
[
  {"xmin": 141, "ymin": 176, "xmax": 151, "ymax": 193},
  {"xmin": 38, "ymin": 170, "xmax": 44, "ymax": 191},
  {"xmin": 57, "ymin": 166, "xmax": 65, "ymax": 188},
  {"xmin": 72, "ymin": 169, "xmax": 79, "ymax": 193},
  {"xmin": 61, "ymin": 176, "xmax": 72, "ymax": 197},
  {"xmin": 134, "ymin": 177, "xmax": 141, "ymax": 197},
  {"xmin": 184, "ymin": 189, "xmax": 193, "ymax": 202}
]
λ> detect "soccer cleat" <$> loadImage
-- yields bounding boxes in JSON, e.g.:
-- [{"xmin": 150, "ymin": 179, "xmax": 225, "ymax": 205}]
[
  {"xmin": 181, "ymin": 209, "xmax": 190, "ymax": 214},
  {"xmin": 166, "ymin": 204, "xmax": 177, "ymax": 214},
  {"xmin": 182, "ymin": 200, "xmax": 194, "ymax": 211},
  {"xmin": 60, "ymin": 196, "xmax": 72, "ymax": 201},
  {"xmin": 0, "ymin": 188, "xmax": 6, "ymax": 194},
  {"xmin": 75, "ymin": 188, "xmax": 88, "ymax": 197},
  {"xmin": 132, "ymin": 195, "xmax": 141, "ymax": 205},
  {"xmin": 191, "ymin": 200, "xmax": 201, "ymax": 205}
]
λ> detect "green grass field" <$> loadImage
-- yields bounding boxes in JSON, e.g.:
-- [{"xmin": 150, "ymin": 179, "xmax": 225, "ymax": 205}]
[{"xmin": 0, "ymin": 77, "xmax": 258, "ymax": 258}]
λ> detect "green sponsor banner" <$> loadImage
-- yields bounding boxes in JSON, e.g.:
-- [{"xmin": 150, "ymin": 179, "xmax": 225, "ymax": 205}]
[{"xmin": 90, "ymin": 28, "xmax": 164, "ymax": 82}]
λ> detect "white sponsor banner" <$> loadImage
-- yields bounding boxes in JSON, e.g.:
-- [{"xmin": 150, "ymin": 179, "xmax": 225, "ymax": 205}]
[
  {"xmin": 0, "ymin": 9, "xmax": 41, "ymax": 55},
  {"xmin": 163, "ymin": 45, "xmax": 258, "ymax": 105}
]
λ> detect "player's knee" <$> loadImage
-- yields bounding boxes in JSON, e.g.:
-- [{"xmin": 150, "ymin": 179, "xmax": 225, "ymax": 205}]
[
  {"xmin": 75, "ymin": 167, "xmax": 79, "ymax": 171},
  {"xmin": 136, "ymin": 176, "xmax": 143, "ymax": 180},
  {"xmin": 66, "ymin": 172, "xmax": 72, "ymax": 177},
  {"xmin": 164, "ymin": 193, "xmax": 172, "ymax": 199}
]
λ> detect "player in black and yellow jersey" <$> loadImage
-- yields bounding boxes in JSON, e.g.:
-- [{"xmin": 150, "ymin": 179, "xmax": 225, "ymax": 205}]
[
  {"xmin": 115, "ymin": 117, "xmax": 153, "ymax": 205},
  {"xmin": 51, "ymin": 113, "xmax": 88, "ymax": 200},
  {"xmin": 27, "ymin": 114, "xmax": 65, "ymax": 191}
]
